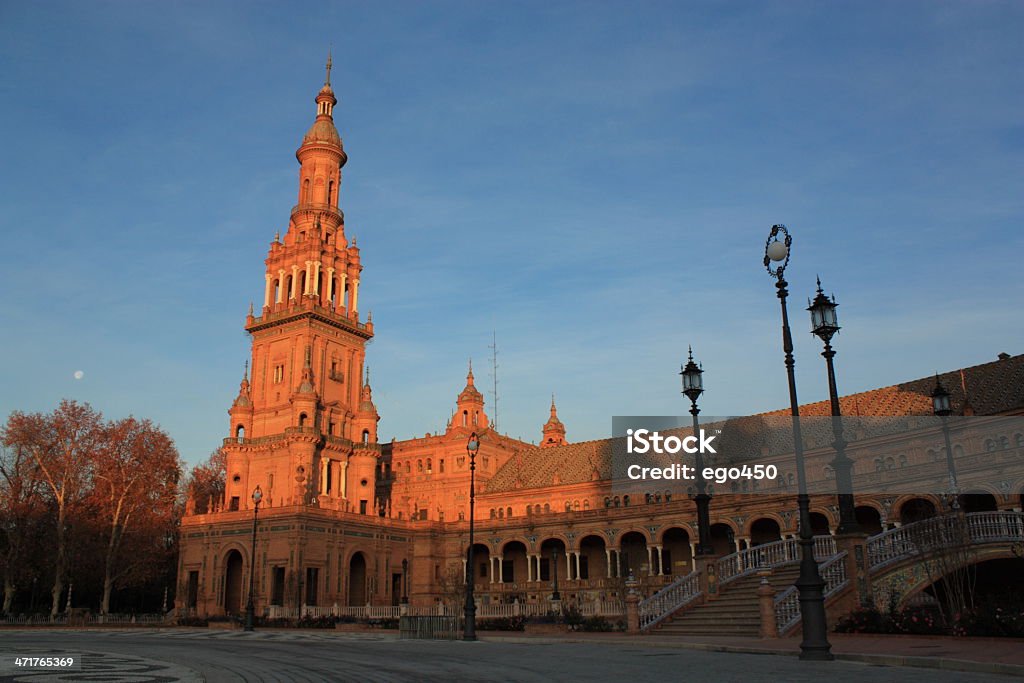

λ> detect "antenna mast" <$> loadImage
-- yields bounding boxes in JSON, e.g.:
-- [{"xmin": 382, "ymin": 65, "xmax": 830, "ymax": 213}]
[{"xmin": 489, "ymin": 330, "xmax": 499, "ymax": 432}]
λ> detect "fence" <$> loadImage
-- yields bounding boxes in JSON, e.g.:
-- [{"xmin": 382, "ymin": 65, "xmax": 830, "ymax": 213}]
[
  {"xmin": 0, "ymin": 613, "xmax": 168, "ymax": 626},
  {"xmin": 399, "ymin": 615, "xmax": 460, "ymax": 640}
]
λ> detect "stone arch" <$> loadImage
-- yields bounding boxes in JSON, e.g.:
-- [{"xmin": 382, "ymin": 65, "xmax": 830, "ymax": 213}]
[
  {"xmin": 469, "ymin": 543, "xmax": 491, "ymax": 585},
  {"xmin": 855, "ymin": 504, "xmax": 884, "ymax": 534},
  {"xmin": 899, "ymin": 496, "xmax": 938, "ymax": 524},
  {"xmin": 710, "ymin": 520, "xmax": 738, "ymax": 555},
  {"xmin": 961, "ymin": 490, "xmax": 998, "ymax": 513},
  {"xmin": 578, "ymin": 534, "xmax": 607, "ymax": 580},
  {"xmin": 348, "ymin": 551, "xmax": 368, "ymax": 606},
  {"xmin": 223, "ymin": 549, "xmax": 244, "ymax": 615},
  {"xmin": 749, "ymin": 517, "xmax": 783, "ymax": 546},
  {"xmin": 618, "ymin": 531, "xmax": 649, "ymax": 576},
  {"xmin": 537, "ymin": 532, "xmax": 572, "ymax": 550},
  {"xmin": 745, "ymin": 514, "xmax": 785, "ymax": 539},
  {"xmin": 808, "ymin": 511, "xmax": 832, "ymax": 535},
  {"xmin": 660, "ymin": 527, "xmax": 692, "ymax": 576},
  {"xmin": 539, "ymin": 537, "xmax": 567, "ymax": 583},
  {"xmin": 613, "ymin": 527, "xmax": 653, "ymax": 546},
  {"xmin": 500, "ymin": 540, "xmax": 529, "ymax": 584}
]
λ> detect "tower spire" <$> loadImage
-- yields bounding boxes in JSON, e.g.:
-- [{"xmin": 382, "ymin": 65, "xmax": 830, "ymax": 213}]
[{"xmin": 325, "ymin": 49, "xmax": 333, "ymax": 86}]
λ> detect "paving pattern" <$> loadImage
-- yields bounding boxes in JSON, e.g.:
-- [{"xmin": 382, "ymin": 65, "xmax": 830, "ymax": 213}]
[{"xmin": 0, "ymin": 630, "xmax": 1014, "ymax": 682}]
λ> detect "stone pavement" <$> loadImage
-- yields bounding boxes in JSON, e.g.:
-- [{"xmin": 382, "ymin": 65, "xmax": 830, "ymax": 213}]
[{"xmin": 0, "ymin": 628, "xmax": 1020, "ymax": 682}]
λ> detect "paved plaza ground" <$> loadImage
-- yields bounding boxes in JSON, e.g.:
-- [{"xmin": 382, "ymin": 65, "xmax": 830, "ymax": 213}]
[{"xmin": 0, "ymin": 629, "xmax": 1020, "ymax": 682}]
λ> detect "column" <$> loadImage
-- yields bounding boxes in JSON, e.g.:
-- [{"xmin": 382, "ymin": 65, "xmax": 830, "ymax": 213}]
[
  {"xmin": 463, "ymin": 559, "xmax": 467, "ymax": 582},
  {"xmin": 689, "ymin": 542, "xmax": 697, "ymax": 561},
  {"xmin": 605, "ymin": 549, "xmax": 613, "ymax": 578},
  {"xmin": 326, "ymin": 267, "xmax": 335, "ymax": 307},
  {"xmin": 646, "ymin": 546, "xmax": 654, "ymax": 573},
  {"xmin": 499, "ymin": 554, "xmax": 505, "ymax": 583},
  {"xmin": 276, "ymin": 270, "xmax": 285, "ymax": 303},
  {"xmin": 304, "ymin": 261, "xmax": 312, "ymax": 295},
  {"xmin": 313, "ymin": 262, "xmax": 321, "ymax": 296},
  {"xmin": 320, "ymin": 458, "xmax": 328, "ymax": 495},
  {"xmin": 351, "ymin": 278, "xmax": 360, "ymax": 315},
  {"xmin": 263, "ymin": 273, "xmax": 272, "ymax": 308},
  {"xmin": 654, "ymin": 545, "xmax": 663, "ymax": 575},
  {"xmin": 290, "ymin": 265, "xmax": 299, "ymax": 299},
  {"xmin": 489, "ymin": 557, "xmax": 496, "ymax": 584},
  {"xmin": 527, "ymin": 555, "xmax": 534, "ymax": 583},
  {"xmin": 339, "ymin": 273, "xmax": 348, "ymax": 308},
  {"xmin": 574, "ymin": 552, "xmax": 581, "ymax": 580},
  {"xmin": 565, "ymin": 551, "xmax": 572, "ymax": 580},
  {"xmin": 340, "ymin": 462, "xmax": 348, "ymax": 499}
]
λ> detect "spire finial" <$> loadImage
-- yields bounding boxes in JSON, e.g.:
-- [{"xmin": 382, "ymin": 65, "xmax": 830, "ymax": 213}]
[
  {"xmin": 365, "ymin": 364, "xmax": 370, "ymax": 387},
  {"xmin": 816, "ymin": 275, "xmax": 824, "ymax": 294},
  {"xmin": 248, "ymin": 301, "xmax": 254, "ymax": 316},
  {"xmin": 244, "ymin": 359, "xmax": 249, "ymax": 381},
  {"xmin": 325, "ymin": 48, "xmax": 333, "ymax": 86}
]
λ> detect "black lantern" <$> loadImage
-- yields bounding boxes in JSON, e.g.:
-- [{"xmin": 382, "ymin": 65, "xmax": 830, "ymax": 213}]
[
  {"xmin": 680, "ymin": 346, "xmax": 704, "ymax": 403},
  {"xmin": 932, "ymin": 376, "xmax": 952, "ymax": 416},
  {"xmin": 808, "ymin": 277, "xmax": 840, "ymax": 343}
]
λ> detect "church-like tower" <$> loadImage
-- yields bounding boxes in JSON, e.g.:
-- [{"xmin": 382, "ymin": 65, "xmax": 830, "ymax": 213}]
[{"xmin": 221, "ymin": 57, "xmax": 379, "ymax": 515}]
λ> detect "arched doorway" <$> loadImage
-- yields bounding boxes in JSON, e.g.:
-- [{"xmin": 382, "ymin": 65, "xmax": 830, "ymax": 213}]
[
  {"xmin": 809, "ymin": 512, "xmax": 831, "ymax": 536},
  {"xmin": 349, "ymin": 552, "xmax": 367, "ymax": 607},
  {"xmin": 619, "ymin": 532, "xmax": 648, "ymax": 576},
  {"xmin": 900, "ymin": 497, "xmax": 936, "ymax": 524},
  {"xmin": 750, "ymin": 518, "xmax": 782, "ymax": 546},
  {"xmin": 500, "ymin": 541, "xmax": 528, "ymax": 586},
  {"xmin": 539, "ymin": 538, "xmax": 567, "ymax": 585},
  {"xmin": 579, "ymin": 535, "xmax": 607, "ymax": 581},
  {"xmin": 709, "ymin": 523, "xmax": 735, "ymax": 556},
  {"xmin": 855, "ymin": 505, "xmax": 884, "ymax": 535},
  {"xmin": 224, "ymin": 550, "xmax": 243, "ymax": 615},
  {"xmin": 961, "ymin": 491, "xmax": 998, "ymax": 513},
  {"xmin": 661, "ymin": 527, "xmax": 692, "ymax": 575},
  {"xmin": 470, "ymin": 543, "xmax": 491, "ymax": 587}
]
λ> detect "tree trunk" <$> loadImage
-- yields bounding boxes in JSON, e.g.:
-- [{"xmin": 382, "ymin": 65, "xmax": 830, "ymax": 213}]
[
  {"xmin": 50, "ymin": 506, "xmax": 66, "ymax": 617},
  {"xmin": 101, "ymin": 523, "xmax": 122, "ymax": 615},
  {"xmin": 3, "ymin": 576, "xmax": 15, "ymax": 614}
]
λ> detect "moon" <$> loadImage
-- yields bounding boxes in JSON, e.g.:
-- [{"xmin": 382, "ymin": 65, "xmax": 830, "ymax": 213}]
[{"xmin": 73, "ymin": 370, "xmax": 84, "ymax": 380}]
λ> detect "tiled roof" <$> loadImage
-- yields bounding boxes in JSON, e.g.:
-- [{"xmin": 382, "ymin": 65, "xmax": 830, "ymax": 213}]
[{"xmin": 484, "ymin": 353, "xmax": 1024, "ymax": 493}]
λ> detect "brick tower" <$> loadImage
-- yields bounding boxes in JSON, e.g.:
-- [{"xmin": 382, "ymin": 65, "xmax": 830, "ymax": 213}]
[{"xmin": 221, "ymin": 55, "xmax": 378, "ymax": 515}]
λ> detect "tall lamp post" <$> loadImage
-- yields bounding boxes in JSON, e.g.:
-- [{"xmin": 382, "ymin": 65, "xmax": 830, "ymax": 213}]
[
  {"xmin": 244, "ymin": 485, "xmax": 262, "ymax": 632},
  {"xmin": 931, "ymin": 376, "xmax": 960, "ymax": 510},
  {"xmin": 464, "ymin": 432, "xmax": 480, "ymax": 641},
  {"xmin": 808, "ymin": 279, "xmax": 860, "ymax": 534},
  {"xmin": 401, "ymin": 559, "xmax": 409, "ymax": 604},
  {"xmin": 764, "ymin": 225, "xmax": 833, "ymax": 661},
  {"xmin": 681, "ymin": 347, "xmax": 713, "ymax": 556}
]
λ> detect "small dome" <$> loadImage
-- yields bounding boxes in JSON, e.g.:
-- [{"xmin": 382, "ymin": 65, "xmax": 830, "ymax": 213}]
[{"xmin": 303, "ymin": 118, "xmax": 342, "ymax": 147}]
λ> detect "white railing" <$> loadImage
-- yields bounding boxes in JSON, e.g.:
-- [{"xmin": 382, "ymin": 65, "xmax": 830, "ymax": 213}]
[
  {"xmin": 773, "ymin": 550, "xmax": 849, "ymax": 635},
  {"xmin": 578, "ymin": 600, "xmax": 625, "ymax": 617},
  {"xmin": 638, "ymin": 570, "xmax": 702, "ymax": 631},
  {"xmin": 867, "ymin": 511, "xmax": 1024, "ymax": 571},
  {"xmin": 717, "ymin": 535, "xmax": 837, "ymax": 586},
  {"xmin": 0, "ymin": 613, "xmax": 167, "ymax": 626}
]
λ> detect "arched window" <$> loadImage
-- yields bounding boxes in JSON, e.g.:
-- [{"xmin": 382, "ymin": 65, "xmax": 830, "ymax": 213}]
[
  {"xmin": 328, "ymin": 179, "xmax": 335, "ymax": 205},
  {"xmin": 885, "ymin": 457, "xmax": 896, "ymax": 471},
  {"xmin": 362, "ymin": 430, "xmax": 369, "ymax": 445},
  {"xmin": 235, "ymin": 425, "xmax": 245, "ymax": 442},
  {"xmin": 898, "ymin": 454, "xmax": 907, "ymax": 468},
  {"xmin": 472, "ymin": 411, "xmax": 478, "ymax": 425},
  {"xmin": 573, "ymin": 500, "xmax": 580, "ymax": 511},
  {"xmin": 462, "ymin": 411, "xmax": 468, "ymax": 427},
  {"xmin": 613, "ymin": 497, "xmax": 620, "ymax": 508},
  {"xmin": 439, "ymin": 459, "xmax": 445, "ymax": 473},
  {"xmin": 405, "ymin": 462, "xmax": 411, "ymax": 474},
  {"xmin": 604, "ymin": 497, "xmax": 611, "ymax": 508},
  {"xmin": 985, "ymin": 439, "xmax": 996, "ymax": 451},
  {"xmin": 564, "ymin": 501, "xmax": 571, "ymax": 512},
  {"xmin": 953, "ymin": 444, "xmax": 965, "ymax": 457},
  {"xmin": 303, "ymin": 178, "xmax": 310, "ymax": 202},
  {"xmin": 664, "ymin": 490, "xmax": 672, "ymax": 502},
  {"xmin": 506, "ymin": 506, "xmax": 512, "ymax": 518},
  {"xmin": 299, "ymin": 271, "xmax": 307, "ymax": 296},
  {"xmin": 426, "ymin": 458, "xmax": 432, "ymax": 473},
  {"xmin": 417, "ymin": 460, "xmax": 423, "ymax": 473},
  {"xmin": 623, "ymin": 495, "xmax": 630, "ymax": 507},
  {"xmin": 1016, "ymin": 434, "xmax": 1024, "ymax": 448},
  {"xmin": 999, "ymin": 436, "xmax": 1010, "ymax": 449},
  {"xmin": 286, "ymin": 275, "xmax": 294, "ymax": 299},
  {"xmin": 489, "ymin": 509, "xmax": 496, "ymax": 519},
  {"xmin": 497, "ymin": 508, "xmax": 504, "ymax": 519},
  {"xmin": 583, "ymin": 500, "xmax": 590, "ymax": 510},
  {"xmin": 298, "ymin": 413, "xmax": 308, "ymax": 427},
  {"xmin": 543, "ymin": 503, "xmax": 550, "ymax": 514}
]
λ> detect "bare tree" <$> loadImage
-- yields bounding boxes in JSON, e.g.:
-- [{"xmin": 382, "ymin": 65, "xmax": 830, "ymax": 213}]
[
  {"xmin": 906, "ymin": 508, "xmax": 977, "ymax": 625},
  {"xmin": 2, "ymin": 400, "xmax": 102, "ymax": 616}
]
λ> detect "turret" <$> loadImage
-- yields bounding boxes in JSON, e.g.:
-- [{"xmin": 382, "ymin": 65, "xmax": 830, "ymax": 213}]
[{"xmin": 541, "ymin": 395, "xmax": 567, "ymax": 447}]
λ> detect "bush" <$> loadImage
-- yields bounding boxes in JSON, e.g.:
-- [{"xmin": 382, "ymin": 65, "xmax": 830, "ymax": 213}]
[
  {"xmin": 580, "ymin": 616, "xmax": 614, "ymax": 632},
  {"xmin": 834, "ymin": 607, "xmax": 895, "ymax": 634},
  {"xmin": 953, "ymin": 602, "xmax": 1024, "ymax": 638},
  {"xmin": 177, "ymin": 616, "xmax": 209, "ymax": 627},
  {"xmin": 296, "ymin": 615, "xmax": 337, "ymax": 629},
  {"xmin": 891, "ymin": 605, "xmax": 945, "ymax": 635}
]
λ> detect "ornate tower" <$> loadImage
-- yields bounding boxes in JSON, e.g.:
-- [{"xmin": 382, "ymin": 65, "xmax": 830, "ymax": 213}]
[
  {"xmin": 221, "ymin": 58, "xmax": 378, "ymax": 513},
  {"xmin": 541, "ymin": 396, "xmax": 567, "ymax": 447},
  {"xmin": 448, "ymin": 361, "xmax": 489, "ymax": 432}
]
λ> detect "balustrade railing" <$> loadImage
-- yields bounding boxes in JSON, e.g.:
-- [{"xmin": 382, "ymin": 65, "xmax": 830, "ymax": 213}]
[
  {"xmin": 638, "ymin": 569, "xmax": 702, "ymax": 631},
  {"xmin": 716, "ymin": 534, "xmax": 836, "ymax": 586},
  {"xmin": 867, "ymin": 511, "xmax": 1024, "ymax": 571},
  {"xmin": 773, "ymin": 550, "xmax": 848, "ymax": 635}
]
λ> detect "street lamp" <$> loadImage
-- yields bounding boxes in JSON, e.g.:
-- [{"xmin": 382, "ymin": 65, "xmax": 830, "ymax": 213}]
[
  {"xmin": 401, "ymin": 559, "xmax": 409, "ymax": 605},
  {"xmin": 464, "ymin": 432, "xmax": 479, "ymax": 641},
  {"xmin": 244, "ymin": 485, "xmax": 262, "ymax": 632},
  {"xmin": 931, "ymin": 376, "xmax": 960, "ymax": 510},
  {"xmin": 681, "ymin": 347, "xmax": 713, "ymax": 556},
  {"xmin": 550, "ymin": 546, "xmax": 561, "ymax": 601},
  {"xmin": 808, "ymin": 278, "xmax": 859, "ymax": 535},
  {"xmin": 763, "ymin": 225, "xmax": 833, "ymax": 661}
]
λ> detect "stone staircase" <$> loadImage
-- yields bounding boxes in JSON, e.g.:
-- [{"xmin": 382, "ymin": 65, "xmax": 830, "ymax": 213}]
[{"xmin": 655, "ymin": 565, "xmax": 801, "ymax": 637}]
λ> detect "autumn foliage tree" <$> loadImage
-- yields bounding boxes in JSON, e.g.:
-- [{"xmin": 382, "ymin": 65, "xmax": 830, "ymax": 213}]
[
  {"xmin": 92, "ymin": 417, "xmax": 181, "ymax": 614},
  {"xmin": 185, "ymin": 448, "xmax": 227, "ymax": 515},
  {"xmin": 1, "ymin": 400, "xmax": 183, "ymax": 616}
]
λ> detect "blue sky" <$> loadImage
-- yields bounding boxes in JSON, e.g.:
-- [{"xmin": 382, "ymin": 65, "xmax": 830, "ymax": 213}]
[{"xmin": 1, "ymin": 1, "xmax": 1022, "ymax": 467}]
